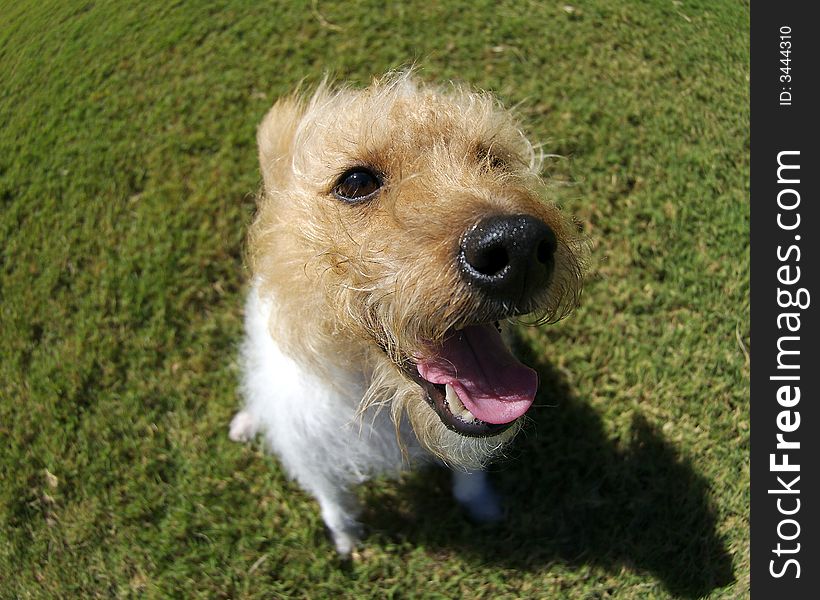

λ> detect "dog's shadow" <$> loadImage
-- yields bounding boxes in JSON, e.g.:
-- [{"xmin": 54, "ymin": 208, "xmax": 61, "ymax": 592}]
[{"xmin": 361, "ymin": 335, "xmax": 735, "ymax": 598}]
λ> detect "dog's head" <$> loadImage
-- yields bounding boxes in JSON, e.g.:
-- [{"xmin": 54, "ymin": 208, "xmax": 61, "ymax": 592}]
[{"xmin": 250, "ymin": 72, "xmax": 587, "ymax": 468}]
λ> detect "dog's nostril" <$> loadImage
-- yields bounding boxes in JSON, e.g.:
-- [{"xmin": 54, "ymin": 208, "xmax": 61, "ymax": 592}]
[
  {"xmin": 536, "ymin": 238, "xmax": 555, "ymax": 265},
  {"xmin": 470, "ymin": 246, "xmax": 509, "ymax": 276}
]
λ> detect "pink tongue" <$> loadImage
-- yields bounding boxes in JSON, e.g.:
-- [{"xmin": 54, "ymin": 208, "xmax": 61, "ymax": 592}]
[{"xmin": 416, "ymin": 325, "xmax": 537, "ymax": 425}]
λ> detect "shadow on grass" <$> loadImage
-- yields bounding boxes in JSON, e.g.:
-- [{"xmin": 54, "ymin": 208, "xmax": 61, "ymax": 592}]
[{"xmin": 362, "ymin": 338, "xmax": 734, "ymax": 598}]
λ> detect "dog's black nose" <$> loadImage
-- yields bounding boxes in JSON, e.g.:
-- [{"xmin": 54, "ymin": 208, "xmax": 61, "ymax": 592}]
[{"xmin": 459, "ymin": 214, "xmax": 557, "ymax": 305}]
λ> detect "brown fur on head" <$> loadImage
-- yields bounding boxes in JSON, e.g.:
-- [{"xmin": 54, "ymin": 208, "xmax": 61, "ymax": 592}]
[{"xmin": 248, "ymin": 72, "xmax": 587, "ymax": 468}]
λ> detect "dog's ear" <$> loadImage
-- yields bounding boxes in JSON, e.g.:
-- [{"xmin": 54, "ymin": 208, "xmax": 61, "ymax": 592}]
[{"xmin": 257, "ymin": 97, "xmax": 304, "ymax": 191}]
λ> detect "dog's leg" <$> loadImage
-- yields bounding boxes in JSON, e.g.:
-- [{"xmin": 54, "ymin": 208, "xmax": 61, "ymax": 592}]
[
  {"xmin": 451, "ymin": 469, "xmax": 503, "ymax": 523},
  {"xmin": 228, "ymin": 410, "xmax": 259, "ymax": 443},
  {"xmin": 313, "ymin": 487, "xmax": 363, "ymax": 555}
]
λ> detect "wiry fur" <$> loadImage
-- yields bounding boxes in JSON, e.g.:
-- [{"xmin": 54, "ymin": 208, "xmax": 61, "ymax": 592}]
[{"xmin": 231, "ymin": 72, "xmax": 587, "ymax": 553}]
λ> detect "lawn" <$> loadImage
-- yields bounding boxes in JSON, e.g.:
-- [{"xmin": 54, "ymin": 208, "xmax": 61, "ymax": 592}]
[{"xmin": 0, "ymin": 1, "xmax": 749, "ymax": 598}]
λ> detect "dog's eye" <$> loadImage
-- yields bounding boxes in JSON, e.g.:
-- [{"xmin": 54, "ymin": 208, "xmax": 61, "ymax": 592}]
[
  {"xmin": 475, "ymin": 145, "xmax": 510, "ymax": 172},
  {"xmin": 333, "ymin": 169, "xmax": 381, "ymax": 202},
  {"xmin": 487, "ymin": 154, "xmax": 508, "ymax": 171}
]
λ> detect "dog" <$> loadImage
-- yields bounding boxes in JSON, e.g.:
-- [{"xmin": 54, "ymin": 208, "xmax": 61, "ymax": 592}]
[{"xmin": 229, "ymin": 72, "xmax": 586, "ymax": 554}]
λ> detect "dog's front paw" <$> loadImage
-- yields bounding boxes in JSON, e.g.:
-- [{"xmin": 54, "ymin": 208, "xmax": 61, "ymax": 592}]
[
  {"xmin": 451, "ymin": 469, "xmax": 504, "ymax": 524},
  {"xmin": 460, "ymin": 488, "xmax": 504, "ymax": 523},
  {"xmin": 329, "ymin": 521, "xmax": 364, "ymax": 556},
  {"xmin": 229, "ymin": 410, "xmax": 259, "ymax": 443}
]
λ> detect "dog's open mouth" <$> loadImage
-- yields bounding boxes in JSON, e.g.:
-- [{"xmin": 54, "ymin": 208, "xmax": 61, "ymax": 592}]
[{"xmin": 403, "ymin": 323, "xmax": 538, "ymax": 438}]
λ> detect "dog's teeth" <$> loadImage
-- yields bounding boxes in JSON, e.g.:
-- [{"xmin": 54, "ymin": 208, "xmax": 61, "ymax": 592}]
[
  {"xmin": 445, "ymin": 383, "xmax": 462, "ymax": 409},
  {"xmin": 445, "ymin": 383, "xmax": 476, "ymax": 422}
]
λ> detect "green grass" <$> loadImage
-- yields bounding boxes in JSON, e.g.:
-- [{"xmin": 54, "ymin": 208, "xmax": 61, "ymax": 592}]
[{"xmin": 1, "ymin": 1, "xmax": 749, "ymax": 597}]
